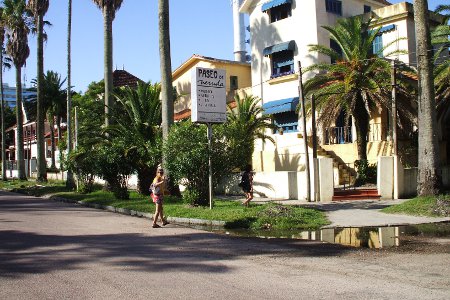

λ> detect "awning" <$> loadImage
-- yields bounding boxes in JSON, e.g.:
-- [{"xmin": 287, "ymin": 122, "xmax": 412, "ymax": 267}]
[
  {"xmin": 263, "ymin": 40, "xmax": 296, "ymax": 56},
  {"xmin": 262, "ymin": 0, "xmax": 292, "ymax": 12},
  {"xmin": 371, "ymin": 24, "xmax": 396, "ymax": 35},
  {"xmin": 262, "ymin": 97, "xmax": 299, "ymax": 115}
]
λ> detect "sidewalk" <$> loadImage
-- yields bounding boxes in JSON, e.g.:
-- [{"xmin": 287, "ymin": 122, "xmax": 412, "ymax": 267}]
[{"xmin": 218, "ymin": 196, "xmax": 450, "ymax": 228}]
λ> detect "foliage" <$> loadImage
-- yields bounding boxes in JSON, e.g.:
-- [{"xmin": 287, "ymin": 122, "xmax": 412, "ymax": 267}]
[
  {"xmin": 95, "ymin": 141, "xmax": 133, "ymax": 200},
  {"xmin": 65, "ymin": 139, "xmax": 133, "ymax": 199},
  {"xmin": 432, "ymin": 5, "xmax": 450, "ymax": 121},
  {"xmin": 65, "ymin": 147, "xmax": 99, "ymax": 193},
  {"xmin": 304, "ymin": 17, "xmax": 416, "ymax": 160},
  {"xmin": 382, "ymin": 194, "xmax": 450, "ymax": 217},
  {"xmin": 225, "ymin": 92, "xmax": 276, "ymax": 170},
  {"xmin": 164, "ymin": 120, "xmax": 234, "ymax": 206},
  {"xmin": 108, "ymin": 81, "xmax": 162, "ymax": 195},
  {"xmin": 354, "ymin": 159, "xmax": 377, "ymax": 186}
]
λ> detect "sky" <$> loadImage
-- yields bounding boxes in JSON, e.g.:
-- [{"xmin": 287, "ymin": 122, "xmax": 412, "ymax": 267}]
[{"xmin": 2, "ymin": 0, "xmax": 443, "ymax": 94}]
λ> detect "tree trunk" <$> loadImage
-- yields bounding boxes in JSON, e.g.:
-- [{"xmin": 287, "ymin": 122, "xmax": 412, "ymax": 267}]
[
  {"xmin": 50, "ymin": 117, "xmax": 56, "ymax": 169},
  {"xmin": 159, "ymin": 0, "xmax": 179, "ymax": 197},
  {"xmin": 103, "ymin": 5, "xmax": 113, "ymax": 128},
  {"xmin": 159, "ymin": 0, "xmax": 173, "ymax": 142},
  {"xmin": 353, "ymin": 101, "xmax": 369, "ymax": 161},
  {"xmin": 137, "ymin": 165, "xmax": 154, "ymax": 195},
  {"xmin": 36, "ymin": 12, "xmax": 47, "ymax": 182},
  {"xmin": 0, "ymin": 34, "xmax": 6, "ymax": 181},
  {"xmin": 66, "ymin": 0, "xmax": 75, "ymax": 188},
  {"xmin": 15, "ymin": 66, "xmax": 26, "ymax": 180},
  {"xmin": 414, "ymin": 0, "xmax": 442, "ymax": 195}
]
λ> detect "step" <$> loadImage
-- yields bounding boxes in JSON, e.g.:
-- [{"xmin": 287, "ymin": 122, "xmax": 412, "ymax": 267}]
[
  {"xmin": 334, "ymin": 189, "xmax": 379, "ymax": 196},
  {"xmin": 332, "ymin": 194, "xmax": 381, "ymax": 201},
  {"xmin": 332, "ymin": 188, "xmax": 380, "ymax": 201}
]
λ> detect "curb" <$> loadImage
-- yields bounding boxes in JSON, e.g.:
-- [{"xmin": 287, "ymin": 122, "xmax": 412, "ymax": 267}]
[{"xmin": 48, "ymin": 195, "xmax": 226, "ymax": 227}]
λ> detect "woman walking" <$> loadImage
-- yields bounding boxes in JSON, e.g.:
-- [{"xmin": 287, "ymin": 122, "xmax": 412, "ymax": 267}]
[
  {"xmin": 240, "ymin": 164, "xmax": 253, "ymax": 207},
  {"xmin": 151, "ymin": 167, "xmax": 169, "ymax": 228}
]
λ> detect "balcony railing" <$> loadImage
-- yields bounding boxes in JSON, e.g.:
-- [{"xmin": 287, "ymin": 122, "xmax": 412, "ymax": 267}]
[
  {"xmin": 324, "ymin": 126, "xmax": 352, "ymax": 145},
  {"xmin": 367, "ymin": 123, "xmax": 382, "ymax": 141}
]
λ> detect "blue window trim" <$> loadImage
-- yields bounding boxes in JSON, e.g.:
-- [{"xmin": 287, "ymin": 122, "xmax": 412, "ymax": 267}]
[
  {"xmin": 373, "ymin": 35, "xmax": 383, "ymax": 57},
  {"xmin": 262, "ymin": 0, "xmax": 292, "ymax": 12},
  {"xmin": 262, "ymin": 97, "xmax": 299, "ymax": 115},
  {"xmin": 263, "ymin": 40, "xmax": 296, "ymax": 56}
]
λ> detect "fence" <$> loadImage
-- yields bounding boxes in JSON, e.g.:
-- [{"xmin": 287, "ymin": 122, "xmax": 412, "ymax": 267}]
[{"xmin": 324, "ymin": 126, "xmax": 352, "ymax": 145}]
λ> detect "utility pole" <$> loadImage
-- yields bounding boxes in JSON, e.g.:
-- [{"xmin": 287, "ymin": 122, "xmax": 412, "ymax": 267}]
[
  {"xmin": 311, "ymin": 94, "xmax": 318, "ymax": 201},
  {"xmin": 298, "ymin": 61, "xmax": 311, "ymax": 202},
  {"xmin": 391, "ymin": 60, "xmax": 397, "ymax": 156}
]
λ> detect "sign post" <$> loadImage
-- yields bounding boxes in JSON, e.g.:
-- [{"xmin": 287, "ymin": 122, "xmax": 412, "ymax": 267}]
[{"xmin": 191, "ymin": 67, "xmax": 226, "ymax": 209}]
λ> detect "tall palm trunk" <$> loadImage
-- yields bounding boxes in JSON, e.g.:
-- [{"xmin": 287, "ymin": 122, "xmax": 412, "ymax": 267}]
[
  {"xmin": 159, "ymin": 0, "xmax": 179, "ymax": 196},
  {"xmin": 103, "ymin": 5, "xmax": 113, "ymax": 127},
  {"xmin": 353, "ymin": 99, "xmax": 369, "ymax": 161},
  {"xmin": 49, "ymin": 116, "xmax": 56, "ymax": 169},
  {"xmin": 15, "ymin": 66, "xmax": 25, "ymax": 179},
  {"xmin": 66, "ymin": 0, "xmax": 75, "ymax": 188},
  {"xmin": 36, "ymin": 10, "xmax": 46, "ymax": 181},
  {"xmin": 0, "ymin": 28, "xmax": 7, "ymax": 181},
  {"xmin": 414, "ymin": 0, "xmax": 442, "ymax": 195},
  {"xmin": 159, "ymin": 0, "xmax": 173, "ymax": 142}
]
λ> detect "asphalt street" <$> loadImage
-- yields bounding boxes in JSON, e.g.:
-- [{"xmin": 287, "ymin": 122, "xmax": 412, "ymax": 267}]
[{"xmin": 0, "ymin": 191, "xmax": 449, "ymax": 300}]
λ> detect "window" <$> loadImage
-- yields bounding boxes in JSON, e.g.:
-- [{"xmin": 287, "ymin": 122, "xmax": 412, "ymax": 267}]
[
  {"xmin": 372, "ymin": 35, "xmax": 383, "ymax": 57},
  {"xmin": 330, "ymin": 39, "xmax": 342, "ymax": 64},
  {"xmin": 271, "ymin": 50, "xmax": 294, "ymax": 79},
  {"xmin": 325, "ymin": 0, "xmax": 342, "ymax": 16},
  {"xmin": 364, "ymin": 5, "xmax": 371, "ymax": 13},
  {"xmin": 230, "ymin": 76, "xmax": 238, "ymax": 90},
  {"xmin": 273, "ymin": 111, "xmax": 298, "ymax": 133},
  {"xmin": 269, "ymin": 3, "xmax": 292, "ymax": 23}
]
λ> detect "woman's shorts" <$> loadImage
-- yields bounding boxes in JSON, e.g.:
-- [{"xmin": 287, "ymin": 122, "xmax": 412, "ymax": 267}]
[{"xmin": 151, "ymin": 194, "xmax": 163, "ymax": 204}]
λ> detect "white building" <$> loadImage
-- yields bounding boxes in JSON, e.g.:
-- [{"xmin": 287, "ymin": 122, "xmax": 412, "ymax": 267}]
[{"xmin": 232, "ymin": 0, "xmax": 448, "ymax": 199}]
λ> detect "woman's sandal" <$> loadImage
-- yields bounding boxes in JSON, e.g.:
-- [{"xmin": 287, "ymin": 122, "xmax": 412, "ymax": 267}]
[
  {"xmin": 162, "ymin": 220, "xmax": 170, "ymax": 226},
  {"xmin": 152, "ymin": 223, "xmax": 161, "ymax": 228}
]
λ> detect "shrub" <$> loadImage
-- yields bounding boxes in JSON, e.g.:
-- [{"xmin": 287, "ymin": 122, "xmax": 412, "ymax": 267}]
[
  {"xmin": 354, "ymin": 159, "xmax": 377, "ymax": 186},
  {"xmin": 163, "ymin": 121, "xmax": 235, "ymax": 206}
]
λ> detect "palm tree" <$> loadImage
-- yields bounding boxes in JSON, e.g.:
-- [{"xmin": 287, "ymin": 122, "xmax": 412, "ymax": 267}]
[
  {"xmin": 32, "ymin": 71, "xmax": 67, "ymax": 169},
  {"xmin": 3, "ymin": 0, "xmax": 31, "ymax": 180},
  {"xmin": 28, "ymin": 0, "xmax": 49, "ymax": 182},
  {"xmin": 432, "ymin": 4, "xmax": 450, "ymax": 122},
  {"xmin": 0, "ymin": 7, "xmax": 10, "ymax": 181},
  {"xmin": 158, "ymin": 0, "xmax": 173, "ymax": 146},
  {"xmin": 43, "ymin": 71, "xmax": 66, "ymax": 169},
  {"xmin": 66, "ymin": 0, "xmax": 75, "ymax": 188},
  {"xmin": 414, "ymin": 0, "xmax": 442, "ymax": 195},
  {"xmin": 107, "ymin": 81, "xmax": 162, "ymax": 194},
  {"xmin": 304, "ymin": 17, "xmax": 415, "ymax": 161},
  {"xmin": 91, "ymin": 0, "xmax": 123, "ymax": 127},
  {"xmin": 226, "ymin": 92, "xmax": 276, "ymax": 169}
]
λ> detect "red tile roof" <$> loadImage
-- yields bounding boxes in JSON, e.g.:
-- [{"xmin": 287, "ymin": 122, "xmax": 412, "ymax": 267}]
[{"xmin": 113, "ymin": 70, "xmax": 143, "ymax": 88}]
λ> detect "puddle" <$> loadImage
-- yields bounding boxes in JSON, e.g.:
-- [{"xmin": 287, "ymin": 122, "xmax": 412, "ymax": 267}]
[{"xmin": 188, "ymin": 222, "xmax": 450, "ymax": 249}]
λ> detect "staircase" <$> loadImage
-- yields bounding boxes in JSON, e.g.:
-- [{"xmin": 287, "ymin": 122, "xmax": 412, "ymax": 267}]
[
  {"xmin": 332, "ymin": 188, "xmax": 381, "ymax": 201},
  {"xmin": 316, "ymin": 145, "xmax": 356, "ymax": 186}
]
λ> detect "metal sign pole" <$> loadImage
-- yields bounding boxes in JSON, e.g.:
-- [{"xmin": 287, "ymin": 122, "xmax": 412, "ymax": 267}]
[{"xmin": 207, "ymin": 123, "xmax": 213, "ymax": 209}]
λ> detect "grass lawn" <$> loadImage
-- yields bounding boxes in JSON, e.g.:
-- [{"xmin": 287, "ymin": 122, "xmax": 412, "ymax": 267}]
[
  {"xmin": 381, "ymin": 195, "xmax": 450, "ymax": 217},
  {"xmin": 0, "ymin": 179, "xmax": 329, "ymax": 231}
]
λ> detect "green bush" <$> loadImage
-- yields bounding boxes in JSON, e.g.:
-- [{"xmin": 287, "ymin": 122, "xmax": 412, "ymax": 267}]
[
  {"xmin": 65, "ymin": 148, "xmax": 98, "ymax": 194},
  {"xmin": 354, "ymin": 159, "xmax": 377, "ymax": 186},
  {"xmin": 164, "ymin": 121, "xmax": 235, "ymax": 206},
  {"xmin": 95, "ymin": 141, "xmax": 133, "ymax": 200}
]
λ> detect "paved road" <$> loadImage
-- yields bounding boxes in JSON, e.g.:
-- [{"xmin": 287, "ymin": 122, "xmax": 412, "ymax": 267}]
[{"xmin": 1, "ymin": 191, "xmax": 449, "ymax": 300}]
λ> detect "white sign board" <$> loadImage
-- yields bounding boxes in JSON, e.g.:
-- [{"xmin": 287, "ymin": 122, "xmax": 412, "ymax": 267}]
[{"xmin": 191, "ymin": 67, "xmax": 227, "ymax": 123}]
